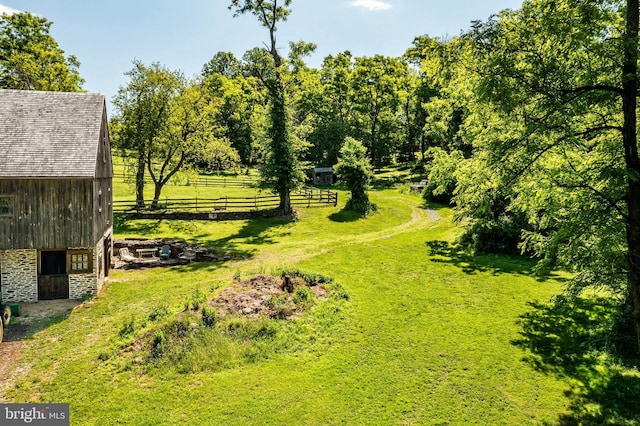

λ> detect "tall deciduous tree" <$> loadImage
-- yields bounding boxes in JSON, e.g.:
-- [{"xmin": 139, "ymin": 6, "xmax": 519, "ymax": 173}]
[
  {"xmin": 305, "ymin": 51, "xmax": 355, "ymax": 167},
  {"xmin": 113, "ymin": 62, "xmax": 218, "ymax": 209},
  {"xmin": 228, "ymin": 0, "xmax": 304, "ymax": 214},
  {"xmin": 147, "ymin": 82, "xmax": 215, "ymax": 209},
  {"xmin": 202, "ymin": 53, "xmax": 265, "ymax": 165},
  {"xmin": 0, "ymin": 12, "xmax": 83, "ymax": 91},
  {"xmin": 112, "ymin": 62, "xmax": 179, "ymax": 208},
  {"xmin": 468, "ymin": 0, "xmax": 640, "ymax": 350},
  {"xmin": 350, "ymin": 55, "xmax": 408, "ymax": 167}
]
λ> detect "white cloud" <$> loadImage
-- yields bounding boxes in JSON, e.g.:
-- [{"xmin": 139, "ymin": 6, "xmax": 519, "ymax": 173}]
[
  {"xmin": 0, "ymin": 3, "xmax": 21, "ymax": 16},
  {"xmin": 352, "ymin": 0, "xmax": 392, "ymax": 12}
]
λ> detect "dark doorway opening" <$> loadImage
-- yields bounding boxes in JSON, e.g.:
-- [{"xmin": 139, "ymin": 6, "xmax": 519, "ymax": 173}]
[{"xmin": 39, "ymin": 250, "xmax": 69, "ymax": 300}]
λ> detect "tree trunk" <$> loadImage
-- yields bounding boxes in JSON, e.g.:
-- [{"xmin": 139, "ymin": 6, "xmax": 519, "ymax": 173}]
[
  {"xmin": 150, "ymin": 182, "xmax": 165, "ymax": 210},
  {"xmin": 270, "ymin": 73, "xmax": 292, "ymax": 214},
  {"xmin": 622, "ymin": 0, "xmax": 640, "ymax": 351},
  {"xmin": 135, "ymin": 146, "xmax": 146, "ymax": 209}
]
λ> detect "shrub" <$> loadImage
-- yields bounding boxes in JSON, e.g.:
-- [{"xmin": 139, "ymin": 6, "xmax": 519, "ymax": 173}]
[
  {"xmin": 422, "ymin": 147, "xmax": 464, "ymax": 204},
  {"xmin": 118, "ymin": 317, "xmax": 136, "ymax": 338},
  {"xmin": 150, "ymin": 331, "xmax": 166, "ymax": 360},
  {"xmin": 293, "ymin": 285, "xmax": 314, "ymax": 309},
  {"xmin": 202, "ymin": 305, "xmax": 217, "ymax": 328},
  {"xmin": 148, "ymin": 304, "xmax": 170, "ymax": 322},
  {"xmin": 224, "ymin": 316, "xmax": 278, "ymax": 340},
  {"xmin": 185, "ymin": 289, "xmax": 207, "ymax": 311}
]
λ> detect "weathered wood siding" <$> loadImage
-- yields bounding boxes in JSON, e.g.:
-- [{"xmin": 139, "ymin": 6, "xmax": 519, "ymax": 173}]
[
  {"xmin": 94, "ymin": 177, "xmax": 113, "ymax": 243},
  {"xmin": 0, "ymin": 179, "xmax": 94, "ymax": 250},
  {"xmin": 96, "ymin": 108, "xmax": 113, "ymax": 179},
  {"xmin": 93, "ymin": 109, "xmax": 113, "ymax": 242}
]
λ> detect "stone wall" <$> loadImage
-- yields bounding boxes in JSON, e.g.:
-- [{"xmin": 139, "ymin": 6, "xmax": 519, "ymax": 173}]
[
  {"xmin": 68, "ymin": 272, "xmax": 97, "ymax": 300},
  {"xmin": 0, "ymin": 249, "xmax": 38, "ymax": 302}
]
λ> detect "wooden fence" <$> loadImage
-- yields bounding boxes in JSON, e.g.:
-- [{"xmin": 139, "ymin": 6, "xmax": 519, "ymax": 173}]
[
  {"xmin": 117, "ymin": 172, "xmax": 258, "ymax": 188},
  {"xmin": 113, "ymin": 187, "xmax": 337, "ymax": 214}
]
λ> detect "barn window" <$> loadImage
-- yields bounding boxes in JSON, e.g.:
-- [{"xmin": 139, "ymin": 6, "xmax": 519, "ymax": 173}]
[
  {"xmin": 69, "ymin": 250, "xmax": 93, "ymax": 273},
  {"xmin": 0, "ymin": 195, "xmax": 11, "ymax": 217}
]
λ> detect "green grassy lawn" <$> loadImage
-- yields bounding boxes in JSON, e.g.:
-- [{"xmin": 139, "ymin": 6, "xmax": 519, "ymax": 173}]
[
  {"xmin": 3, "ymin": 175, "xmax": 639, "ymax": 424},
  {"xmin": 111, "ymin": 158, "xmax": 261, "ymax": 202}
]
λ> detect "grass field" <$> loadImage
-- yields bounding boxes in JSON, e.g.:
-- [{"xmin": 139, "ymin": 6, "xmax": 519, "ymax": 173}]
[{"xmin": 3, "ymin": 171, "xmax": 639, "ymax": 425}]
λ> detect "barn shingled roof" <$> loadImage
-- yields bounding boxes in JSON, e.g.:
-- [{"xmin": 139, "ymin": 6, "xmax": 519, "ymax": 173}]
[{"xmin": 0, "ymin": 89, "xmax": 106, "ymax": 178}]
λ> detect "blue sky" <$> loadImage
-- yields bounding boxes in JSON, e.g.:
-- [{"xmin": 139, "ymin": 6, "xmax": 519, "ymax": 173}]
[{"xmin": 1, "ymin": 0, "xmax": 523, "ymax": 111}]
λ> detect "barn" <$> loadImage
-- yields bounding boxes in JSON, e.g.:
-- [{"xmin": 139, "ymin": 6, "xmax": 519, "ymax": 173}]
[
  {"xmin": 313, "ymin": 167, "xmax": 334, "ymax": 185},
  {"xmin": 0, "ymin": 90, "xmax": 113, "ymax": 302}
]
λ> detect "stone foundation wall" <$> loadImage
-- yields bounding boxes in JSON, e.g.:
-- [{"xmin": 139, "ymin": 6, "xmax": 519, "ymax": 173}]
[
  {"xmin": 1, "ymin": 229, "xmax": 112, "ymax": 302},
  {"xmin": 0, "ymin": 249, "xmax": 38, "ymax": 302},
  {"xmin": 68, "ymin": 272, "xmax": 97, "ymax": 300}
]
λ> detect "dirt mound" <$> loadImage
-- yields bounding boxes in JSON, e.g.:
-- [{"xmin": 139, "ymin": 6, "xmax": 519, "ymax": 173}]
[{"xmin": 210, "ymin": 274, "xmax": 327, "ymax": 318}]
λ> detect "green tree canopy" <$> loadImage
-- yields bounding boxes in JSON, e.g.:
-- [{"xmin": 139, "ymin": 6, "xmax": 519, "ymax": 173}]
[
  {"xmin": 464, "ymin": 0, "xmax": 640, "ymax": 350},
  {"xmin": 112, "ymin": 61, "xmax": 222, "ymax": 209},
  {"xmin": 0, "ymin": 12, "xmax": 83, "ymax": 91}
]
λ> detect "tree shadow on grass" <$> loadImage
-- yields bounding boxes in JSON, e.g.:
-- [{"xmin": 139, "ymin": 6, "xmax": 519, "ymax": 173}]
[
  {"xmin": 114, "ymin": 213, "xmax": 163, "ymax": 235},
  {"xmin": 114, "ymin": 213, "xmax": 294, "ymax": 264},
  {"xmin": 328, "ymin": 208, "xmax": 366, "ymax": 223},
  {"xmin": 206, "ymin": 216, "xmax": 293, "ymax": 251},
  {"xmin": 513, "ymin": 296, "xmax": 640, "ymax": 425},
  {"xmin": 425, "ymin": 240, "xmax": 555, "ymax": 279}
]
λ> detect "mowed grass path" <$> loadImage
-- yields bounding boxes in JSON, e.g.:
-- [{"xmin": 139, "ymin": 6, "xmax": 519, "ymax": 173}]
[{"xmin": 3, "ymin": 187, "xmax": 573, "ymax": 424}]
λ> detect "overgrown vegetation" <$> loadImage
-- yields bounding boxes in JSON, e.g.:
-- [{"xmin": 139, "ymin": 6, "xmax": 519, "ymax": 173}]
[
  {"xmin": 106, "ymin": 271, "xmax": 349, "ymax": 375},
  {"xmin": 335, "ymin": 137, "xmax": 376, "ymax": 215}
]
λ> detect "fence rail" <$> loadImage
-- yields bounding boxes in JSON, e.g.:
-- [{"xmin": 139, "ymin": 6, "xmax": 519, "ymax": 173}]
[
  {"xmin": 116, "ymin": 172, "xmax": 259, "ymax": 188},
  {"xmin": 113, "ymin": 187, "xmax": 337, "ymax": 213}
]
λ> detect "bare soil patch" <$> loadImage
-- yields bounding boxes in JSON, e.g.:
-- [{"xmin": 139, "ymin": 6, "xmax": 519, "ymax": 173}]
[
  {"xmin": 210, "ymin": 274, "xmax": 327, "ymax": 318},
  {"xmin": 0, "ymin": 300, "xmax": 80, "ymax": 386}
]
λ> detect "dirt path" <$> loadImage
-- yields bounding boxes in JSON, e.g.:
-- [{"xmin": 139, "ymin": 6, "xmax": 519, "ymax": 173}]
[
  {"xmin": 252, "ymin": 205, "xmax": 440, "ymax": 267},
  {"xmin": 0, "ymin": 300, "xmax": 80, "ymax": 399}
]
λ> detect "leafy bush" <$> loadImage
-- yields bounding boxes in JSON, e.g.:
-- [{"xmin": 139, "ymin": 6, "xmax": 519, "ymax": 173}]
[
  {"xmin": 224, "ymin": 316, "xmax": 278, "ymax": 340},
  {"xmin": 292, "ymin": 285, "xmax": 314, "ymax": 309},
  {"xmin": 277, "ymin": 268, "xmax": 331, "ymax": 286},
  {"xmin": 459, "ymin": 213, "xmax": 529, "ymax": 255},
  {"xmin": 324, "ymin": 281, "xmax": 350, "ymax": 301},
  {"xmin": 422, "ymin": 147, "xmax": 464, "ymax": 204},
  {"xmin": 185, "ymin": 289, "xmax": 207, "ymax": 311},
  {"xmin": 277, "ymin": 268, "xmax": 350, "ymax": 301},
  {"xmin": 150, "ymin": 331, "xmax": 166, "ymax": 360},
  {"xmin": 201, "ymin": 305, "xmax": 217, "ymax": 328},
  {"xmin": 118, "ymin": 317, "xmax": 137, "ymax": 338},
  {"xmin": 148, "ymin": 304, "xmax": 170, "ymax": 322}
]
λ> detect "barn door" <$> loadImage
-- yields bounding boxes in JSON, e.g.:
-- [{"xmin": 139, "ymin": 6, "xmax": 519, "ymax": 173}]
[{"xmin": 38, "ymin": 251, "xmax": 69, "ymax": 300}]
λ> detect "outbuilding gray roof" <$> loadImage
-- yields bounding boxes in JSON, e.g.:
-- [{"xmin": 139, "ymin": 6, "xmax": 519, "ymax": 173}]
[
  {"xmin": 314, "ymin": 167, "xmax": 334, "ymax": 173},
  {"xmin": 0, "ymin": 89, "xmax": 106, "ymax": 178}
]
